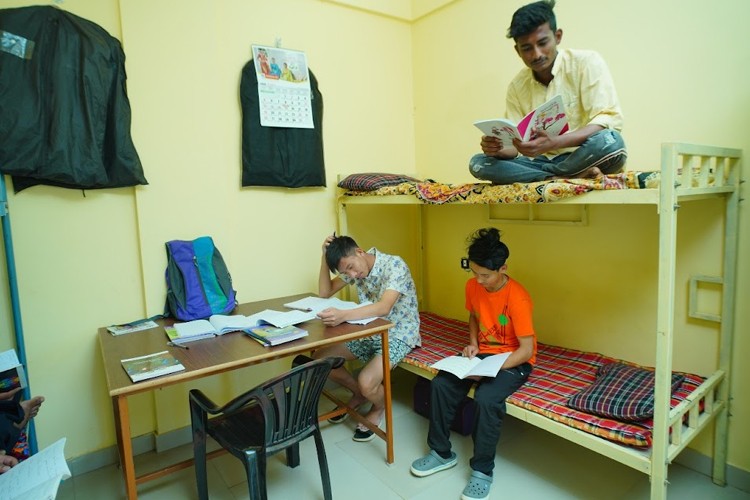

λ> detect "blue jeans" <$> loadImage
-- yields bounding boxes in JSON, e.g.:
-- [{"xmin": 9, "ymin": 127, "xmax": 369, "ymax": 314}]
[{"xmin": 469, "ymin": 129, "xmax": 627, "ymax": 184}]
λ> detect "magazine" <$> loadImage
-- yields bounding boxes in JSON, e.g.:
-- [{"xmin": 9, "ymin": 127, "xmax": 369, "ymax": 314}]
[
  {"xmin": 121, "ymin": 351, "xmax": 185, "ymax": 383},
  {"xmin": 0, "ymin": 349, "xmax": 27, "ymax": 391},
  {"xmin": 106, "ymin": 320, "xmax": 159, "ymax": 336},
  {"xmin": 474, "ymin": 94, "xmax": 568, "ymax": 144}
]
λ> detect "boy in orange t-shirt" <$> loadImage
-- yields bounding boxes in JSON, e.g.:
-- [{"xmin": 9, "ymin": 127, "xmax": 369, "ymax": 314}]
[{"xmin": 411, "ymin": 228, "xmax": 537, "ymax": 500}]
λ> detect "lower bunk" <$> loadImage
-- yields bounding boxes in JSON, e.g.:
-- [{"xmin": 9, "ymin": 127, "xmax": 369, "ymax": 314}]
[{"xmin": 400, "ymin": 312, "xmax": 726, "ymax": 475}]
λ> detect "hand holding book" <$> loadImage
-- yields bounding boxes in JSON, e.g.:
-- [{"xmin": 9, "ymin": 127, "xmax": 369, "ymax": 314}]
[
  {"xmin": 431, "ymin": 352, "xmax": 511, "ymax": 379},
  {"xmin": 474, "ymin": 94, "xmax": 568, "ymax": 146}
]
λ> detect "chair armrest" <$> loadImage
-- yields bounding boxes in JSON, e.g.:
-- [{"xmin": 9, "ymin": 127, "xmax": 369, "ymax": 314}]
[
  {"xmin": 190, "ymin": 387, "xmax": 262, "ymax": 415},
  {"xmin": 189, "ymin": 389, "xmax": 223, "ymax": 415}
]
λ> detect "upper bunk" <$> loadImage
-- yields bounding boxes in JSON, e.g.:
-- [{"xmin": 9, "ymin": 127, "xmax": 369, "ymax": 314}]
[{"xmin": 336, "ymin": 143, "xmax": 741, "ymax": 207}]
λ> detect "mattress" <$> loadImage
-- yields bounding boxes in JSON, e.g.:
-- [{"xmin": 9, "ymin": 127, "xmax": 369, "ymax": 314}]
[{"xmin": 403, "ymin": 312, "xmax": 705, "ymax": 448}]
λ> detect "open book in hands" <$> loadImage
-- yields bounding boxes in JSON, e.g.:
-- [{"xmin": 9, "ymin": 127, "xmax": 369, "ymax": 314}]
[
  {"xmin": 283, "ymin": 296, "xmax": 378, "ymax": 325},
  {"xmin": 0, "ymin": 348, "xmax": 27, "ymax": 391},
  {"xmin": 474, "ymin": 94, "xmax": 568, "ymax": 144},
  {"xmin": 0, "ymin": 437, "xmax": 71, "ymax": 500},
  {"xmin": 431, "ymin": 352, "xmax": 511, "ymax": 379}
]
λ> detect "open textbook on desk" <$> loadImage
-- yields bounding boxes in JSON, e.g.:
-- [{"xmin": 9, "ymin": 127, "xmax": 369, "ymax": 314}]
[
  {"xmin": 283, "ymin": 296, "xmax": 378, "ymax": 325},
  {"xmin": 167, "ymin": 308, "xmax": 318, "ymax": 344},
  {"xmin": 474, "ymin": 94, "xmax": 568, "ymax": 144}
]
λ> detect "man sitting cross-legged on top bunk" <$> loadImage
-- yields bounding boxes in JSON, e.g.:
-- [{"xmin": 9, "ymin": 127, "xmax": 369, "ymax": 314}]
[
  {"xmin": 312, "ymin": 234, "xmax": 420, "ymax": 442},
  {"xmin": 469, "ymin": 0, "xmax": 626, "ymax": 184},
  {"xmin": 411, "ymin": 228, "xmax": 536, "ymax": 500}
]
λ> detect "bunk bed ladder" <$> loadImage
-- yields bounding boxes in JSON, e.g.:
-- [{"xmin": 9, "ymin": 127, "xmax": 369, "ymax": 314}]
[{"xmin": 0, "ymin": 174, "xmax": 38, "ymax": 455}]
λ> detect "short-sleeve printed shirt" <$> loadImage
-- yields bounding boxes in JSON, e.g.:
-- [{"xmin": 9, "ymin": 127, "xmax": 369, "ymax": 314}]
[{"xmin": 340, "ymin": 248, "xmax": 421, "ymax": 348}]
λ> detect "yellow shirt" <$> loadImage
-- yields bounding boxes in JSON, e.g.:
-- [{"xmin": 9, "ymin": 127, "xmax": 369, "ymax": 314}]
[{"xmin": 506, "ymin": 48, "xmax": 623, "ymax": 157}]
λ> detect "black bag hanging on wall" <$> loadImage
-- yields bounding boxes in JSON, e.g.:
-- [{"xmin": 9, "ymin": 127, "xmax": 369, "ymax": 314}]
[
  {"xmin": 239, "ymin": 60, "xmax": 325, "ymax": 188},
  {"xmin": 0, "ymin": 6, "xmax": 147, "ymax": 192}
]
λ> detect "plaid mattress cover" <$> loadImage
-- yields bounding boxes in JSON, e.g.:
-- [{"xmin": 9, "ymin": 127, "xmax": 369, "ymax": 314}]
[{"xmin": 403, "ymin": 312, "xmax": 705, "ymax": 448}]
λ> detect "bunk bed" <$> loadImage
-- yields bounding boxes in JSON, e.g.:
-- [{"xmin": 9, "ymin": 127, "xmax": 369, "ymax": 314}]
[{"xmin": 335, "ymin": 143, "xmax": 742, "ymax": 500}]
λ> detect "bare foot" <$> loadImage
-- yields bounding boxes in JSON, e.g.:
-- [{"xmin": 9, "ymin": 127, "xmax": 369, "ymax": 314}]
[
  {"xmin": 549, "ymin": 166, "xmax": 604, "ymax": 181},
  {"xmin": 573, "ymin": 166, "xmax": 603, "ymax": 179},
  {"xmin": 15, "ymin": 396, "xmax": 44, "ymax": 430}
]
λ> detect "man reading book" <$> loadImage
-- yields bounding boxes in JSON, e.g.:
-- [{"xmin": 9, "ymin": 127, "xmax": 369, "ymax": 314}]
[
  {"xmin": 469, "ymin": 0, "xmax": 626, "ymax": 185},
  {"xmin": 411, "ymin": 228, "xmax": 536, "ymax": 500},
  {"xmin": 1, "ymin": 387, "xmax": 44, "ymax": 462},
  {"xmin": 312, "ymin": 234, "xmax": 420, "ymax": 442}
]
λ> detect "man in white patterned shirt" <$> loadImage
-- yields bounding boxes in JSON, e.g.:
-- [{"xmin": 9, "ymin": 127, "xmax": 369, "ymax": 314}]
[{"xmin": 312, "ymin": 234, "xmax": 420, "ymax": 442}]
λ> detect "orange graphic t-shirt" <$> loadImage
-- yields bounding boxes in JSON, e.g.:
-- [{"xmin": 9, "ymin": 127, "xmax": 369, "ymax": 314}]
[{"xmin": 465, "ymin": 276, "xmax": 537, "ymax": 365}]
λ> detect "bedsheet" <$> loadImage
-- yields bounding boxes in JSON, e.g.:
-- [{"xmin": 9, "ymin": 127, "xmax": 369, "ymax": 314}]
[
  {"xmin": 403, "ymin": 312, "xmax": 705, "ymax": 448},
  {"xmin": 343, "ymin": 172, "xmax": 659, "ymax": 204}
]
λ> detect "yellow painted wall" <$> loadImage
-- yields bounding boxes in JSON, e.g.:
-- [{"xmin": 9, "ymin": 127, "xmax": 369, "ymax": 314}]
[
  {"xmin": 0, "ymin": 0, "xmax": 415, "ymax": 458},
  {"xmin": 0, "ymin": 0, "xmax": 746, "ymax": 479},
  {"xmin": 409, "ymin": 0, "xmax": 749, "ymax": 473}
]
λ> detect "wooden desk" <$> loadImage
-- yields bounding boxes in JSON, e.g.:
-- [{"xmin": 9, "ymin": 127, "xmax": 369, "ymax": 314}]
[{"xmin": 98, "ymin": 294, "xmax": 394, "ymax": 500}]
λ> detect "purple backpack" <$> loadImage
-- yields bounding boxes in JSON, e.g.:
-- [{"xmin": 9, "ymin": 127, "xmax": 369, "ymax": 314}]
[{"xmin": 165, "ymin": 236, "xmax": 237, "ymax": 321}]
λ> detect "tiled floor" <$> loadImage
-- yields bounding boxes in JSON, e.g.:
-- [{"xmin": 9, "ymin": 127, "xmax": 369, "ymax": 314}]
[{"xmin": 56, "ymin": 370, "xmax": 748, "ymax": 499}]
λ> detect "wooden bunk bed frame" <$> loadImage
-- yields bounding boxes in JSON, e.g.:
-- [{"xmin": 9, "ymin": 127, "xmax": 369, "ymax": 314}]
[{"xmin": 335, "ymin": 143, "xmax": 742, "ymax": 500}]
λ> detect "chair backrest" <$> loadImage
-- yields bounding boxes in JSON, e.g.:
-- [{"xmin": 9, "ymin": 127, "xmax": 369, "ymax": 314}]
[{"xmin": 251, "ymin": 357, "xmax": 339, "ymax": 454}]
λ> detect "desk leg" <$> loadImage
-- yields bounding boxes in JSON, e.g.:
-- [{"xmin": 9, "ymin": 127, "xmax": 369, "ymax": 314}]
[
  {"xmin": 381, "ymin": 329, "xmax": 394, "ymax": 464},
  {"xmin": 113, "ymin": 395, "xmax": 137, "ymax": 500}
]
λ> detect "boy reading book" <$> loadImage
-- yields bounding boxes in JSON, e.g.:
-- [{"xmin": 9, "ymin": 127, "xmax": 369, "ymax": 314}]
[
  {"xmin": 311, "ymin": 233, "xmax": 420, "ymax": 442},
  {"xmin": 469, "ymin": 0, "xmax": 626, "ymax": 185},
  {"xmin": 410, "ymin": 228, "xmax": 536, "ymax": 500}
]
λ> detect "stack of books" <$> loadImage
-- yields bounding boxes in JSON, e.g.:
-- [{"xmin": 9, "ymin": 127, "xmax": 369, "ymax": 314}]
[
  {"xmin": 164, "ymin": 323, "xmax": 223, "ymax": 346},
  {"xmin": 244, "ymin": 325, "xmax": 308, "ymax": 347}
]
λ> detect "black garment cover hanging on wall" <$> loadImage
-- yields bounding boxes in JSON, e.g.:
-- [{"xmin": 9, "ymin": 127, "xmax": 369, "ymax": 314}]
[
  {"xmin": 0, "ymin": 6, "xmax": 147, "ymax": 192},
  {"xmin": 240, "ymin": 60, "xmax": 325, "ymax": 188}
]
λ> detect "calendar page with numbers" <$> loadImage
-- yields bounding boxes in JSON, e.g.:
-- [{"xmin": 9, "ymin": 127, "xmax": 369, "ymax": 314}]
[{"xmin": 251, "ymin": 45, "xmax": 314, "ymax": 129}]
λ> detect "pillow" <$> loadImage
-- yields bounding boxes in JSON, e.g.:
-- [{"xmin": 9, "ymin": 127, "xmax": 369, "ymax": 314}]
[
  {"xmin": 567, "ymin": 362, "xmax": 685, "ymax": 421},
  {"xmin": 338, "ymin": 173, "xmax": 420, "ymax": 191}
]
